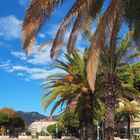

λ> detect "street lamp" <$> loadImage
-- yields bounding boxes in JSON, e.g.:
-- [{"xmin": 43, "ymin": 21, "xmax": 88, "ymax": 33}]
[
  {"xmin": 56, "ymin": 123, "xmax": 58, "ymax": 139},
  {"xmin": 96, "ymin": 122, "xmax": 100, "ymax": 140}
]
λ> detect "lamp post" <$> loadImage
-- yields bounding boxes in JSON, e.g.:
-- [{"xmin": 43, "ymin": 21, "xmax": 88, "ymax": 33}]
[
  {"xmin": 96, "ymin": 122, "xmax": 100, "ymax": 140},
  {"xmin": 56, "ymin": 123, "xmax": 58, "ymax": 139}
]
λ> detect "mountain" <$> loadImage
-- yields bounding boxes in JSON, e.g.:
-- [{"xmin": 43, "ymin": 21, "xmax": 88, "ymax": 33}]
[{"xmin": 17, "ymin": 111, "xmax": 49, "ymax": 125}]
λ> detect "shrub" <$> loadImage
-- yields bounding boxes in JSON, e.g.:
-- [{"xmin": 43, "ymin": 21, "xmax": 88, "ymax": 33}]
[{"xmin": 26, "ymin": 131, "xmax": 31, "ymax": 136}]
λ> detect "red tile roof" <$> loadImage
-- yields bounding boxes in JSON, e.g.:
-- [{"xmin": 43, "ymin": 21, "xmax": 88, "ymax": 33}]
[{"xmin": 36, "ymin": 120, "xmax": 57, "ymax": 123}]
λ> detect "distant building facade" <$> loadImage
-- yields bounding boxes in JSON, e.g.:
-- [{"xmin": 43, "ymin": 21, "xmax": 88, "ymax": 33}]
[{"xmin": 28, "ymin": 120, "xmax": 58, "ymax": 134}]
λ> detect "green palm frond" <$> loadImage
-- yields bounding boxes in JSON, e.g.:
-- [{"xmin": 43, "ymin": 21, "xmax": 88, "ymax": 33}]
[
  {"xmin": 116, "ymin": 30, "xmax": 134, "ymax": 62},
  {"xmin": 41, "ymin": 50, "xmax": 89, "ymax": 116},
  {"xmin": 50, "ymin": 98, "xmax": 67, "ymax": 117},
  {"xmin": 119, "ymin": 84, "xmax": 140, "ymax": 100}
]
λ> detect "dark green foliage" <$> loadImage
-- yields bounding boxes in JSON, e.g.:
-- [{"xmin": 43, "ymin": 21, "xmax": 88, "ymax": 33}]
[
  {"xmin": 120, "ymin": 62, "xmax": 140, "ymax": 92},
  {"xmin": 0, "ymin": 112, "xmax": 11, "ymax": 125},
  {"xmin": 47, "ymin": 124, "xmax": 63, "ymax": 134},
  {"xmin": 132, "ymin": 62, "xmax": 140, "ymax": 91},
  {"xmin": 120, "ymin": 65, "xmax": 134, "ymax": 85},
  {"xmin": 12, "ymin": 116, "xmax": 25, "ymax": 130},
  {"xmin": 0, "ymin": 108, "xmax": 25, "ymax": 136},
  {"xmin": 60, "ymin": 111, "xmax": 79, "ymax": 128},
  {"xmin": 26, "ymin": 131, "xmax": 31, "ymax": 136}
]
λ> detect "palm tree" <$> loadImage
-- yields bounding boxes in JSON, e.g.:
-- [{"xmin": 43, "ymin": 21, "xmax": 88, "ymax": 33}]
[
  {"xmin": 22, "ymin": 2, "xmax": 140, "ymax": 139},
  {"xmin": 22, "ymin": 0, "xmax": 140, "ymax": 92},
  {"xmin": 115, "ymin": 99, "xmax": 140, "ymax": 139},
  {"xmin": 41, "ymin": 50, "xmax": 97, "ymax": 139},
  {"xmin": 96, "ymin": 30, "xmax": 140, "ymax": 140}
]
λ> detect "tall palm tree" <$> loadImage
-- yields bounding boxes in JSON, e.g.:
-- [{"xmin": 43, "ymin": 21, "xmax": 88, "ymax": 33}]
[
  {"xmin": 41, "ymin": 50, "xmax": 97, "ymax": 139},
  {"xmin": 96, "ymin": 30, "xmax": 140, "ymax": 140},
  {"xmin": 22, "ymin": 0, "xmax": 140, "ymax": 92},
  {"xmin": 115, "ymin": 99, "xmax": 140, "ymax": 139}
]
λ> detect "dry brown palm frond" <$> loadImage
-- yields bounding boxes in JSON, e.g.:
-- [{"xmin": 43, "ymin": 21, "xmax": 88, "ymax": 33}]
[
  {"xmin": 25, "ymin": 37, "xmax": 36, "ymax": 55},
  {"xmin": 38, "ymin": 40, "xmax": 53, "ymax": 52},
  {"xmin": 51, "ymin": 0, "xmax": 93, "ymax": 59},
  {"xmin": 38, "ymin": 40, "xmax": 66, "ymax": 56},
  {"xmin": 67, "ymin": 0, "xmax": 96, "ymax": 54},
  {"xmin": 67, "ymin": 14, "xmax": 81, "ymax": 54},
  {"xmin": 22, "ymin": 0, "xmax": 65, "ymax": 55},
  {"xmin": 86, "ymin": 0, "xmax": 125, "ymax": 91}
]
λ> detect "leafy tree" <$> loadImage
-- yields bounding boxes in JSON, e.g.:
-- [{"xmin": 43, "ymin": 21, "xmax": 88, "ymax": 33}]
[
  {"xmin": 0, "ymin": 112, "xmax": 11, "ymax": 135},
  {"xmin": 58, "ymin": 110, "xmax": 79, "ymax": 136},
  {"xmin": 132, "ymin": 62, "xmax": 140, "ymax": 92},
  {"xmin": 120, "ymin": 62, "xmax": 140, "ymax": 96},
  {"xmin": 12, "ymin": 116, "xmax": 25, "ymax": 134},
  {"xmin": 47, "ymin": 124, "xmax": 64, "ymax": 137},
  {"xmin": 0, "ymin": 108, "xmax": 17, "ymax": 118},
  {"xmin": 0, "ymin": 108, "xmax": 25, "ymax": 136},
  {"xmin": 60, "ymin": 111, "xmax": 79, "ymax": 129},
  {"xmin": 0, "ymin": 112, "xmax": 11, "ymax": 126}
]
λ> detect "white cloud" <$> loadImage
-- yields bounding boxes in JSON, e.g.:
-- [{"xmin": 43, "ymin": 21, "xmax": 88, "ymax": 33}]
[
  {"xmin": 18, "ymin": 0, "xmax": 29, "ymax": 6},
  {"xmin": 17, "ymin": 73, "xmax": 24, "ymax": 77},
  {"xmin": 0, "ymin": 60, "xmax": 64, "ymax": 81},
  {"xmin": 11, "ymin": 45, "xmax": 52, "ymax": 65},
  {"xmin": 11, "ymin": 51, "xmax": 27, "ymax": 60},
  {"xmin": 39, "ymin": 33, "xmax": 46, "ymax": 39},
  {"xmin": 27, "ymin": 46, "xmax": 52, "ymax": 65},
  {"xmin": 8, "ymin": 65, "xmax": 64, "ymax": 80},
  {"xmin": 0, "ymin": 60, "xmax": 13, "ymax": 71},
  {"xmin": 0, "ymin": 15, "xmax": 22, "ymax": 40}
]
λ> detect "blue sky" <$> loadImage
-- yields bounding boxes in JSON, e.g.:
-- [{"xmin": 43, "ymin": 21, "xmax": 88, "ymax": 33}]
[{"xmin": 0, "ymin": 0, "xmax": 79, "ymax": 116}]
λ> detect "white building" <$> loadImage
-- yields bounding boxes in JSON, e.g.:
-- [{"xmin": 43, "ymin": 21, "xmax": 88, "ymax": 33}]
[{"xmin": 28, "ymin": 120, "xmax": 58, "ymax": 134}]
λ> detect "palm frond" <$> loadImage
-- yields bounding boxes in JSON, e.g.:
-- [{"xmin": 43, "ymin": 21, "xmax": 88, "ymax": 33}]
[
  {"xmin": 22, "ymin": 0, "xmax": 65, "ymax": 54},
  {"xmin": 86, "ymin": 0, "xmax": 125, "ymax": 91},
  {"xmin": 67, "ymin": 15, "xmax": 81, "ymax": 54},
  {"xmin": 50, "ymin": 98, "xmax": 66, "ymax": 117},
  {"xmin": 125, "ymin": 0, "xmax": 140, "ymax": 46},
  {"xmin": 119, "ymin": 84, "xmax": 140, "ymax": 100},
  {"xmin": 50, "ymin": 0, "xmax": 86, "ymax": 59},
  {"xmin": 50, "ymin": 0, "xmax": 102, "ymax": 59}
]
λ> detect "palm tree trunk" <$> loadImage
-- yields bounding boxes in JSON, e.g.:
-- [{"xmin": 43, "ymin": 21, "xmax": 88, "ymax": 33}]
[
  {"xmin": 127, "ymin": 116, "xmax": 131, "ymax": 139},
  {"xmin": 85, "ymin": 94, "xmax": 96, "ymax": 140},
  {"xmin": 79, "ymin": 94, "xmax": 96, "ymax": 140},
  {"xmin": 103, "ymin": 74, "xmax": 120, "ymax": 140},
  {"xmin": 80, "ymin": 109, "xmax": 87, "ymax": 140},
  {"xmin": 104, "ymin": 94, "xmax": 115, "ymax": 140}
]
